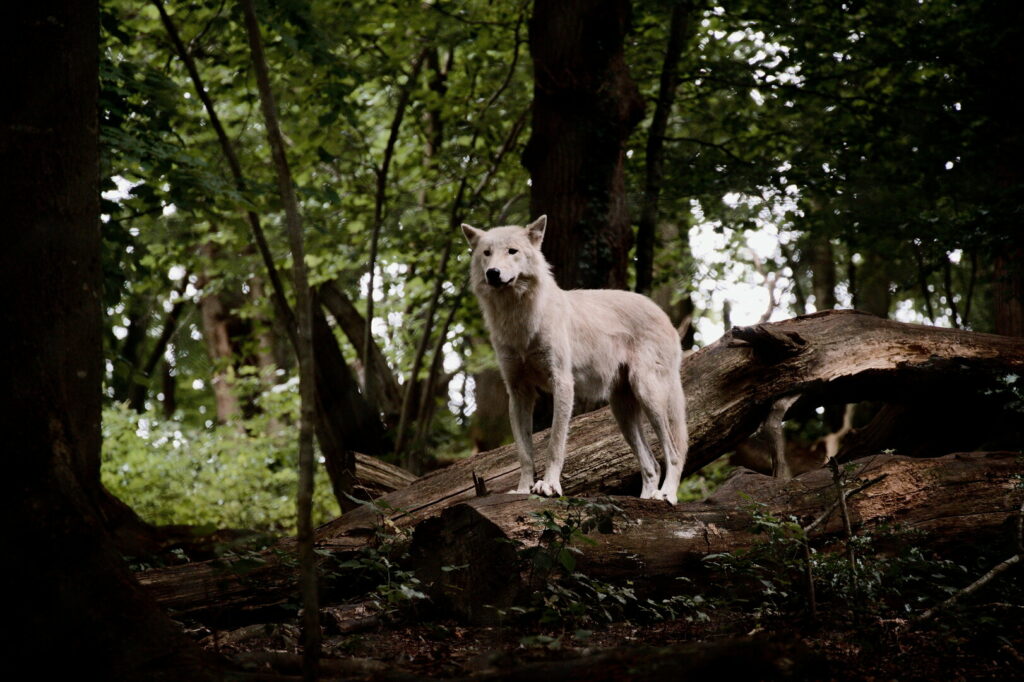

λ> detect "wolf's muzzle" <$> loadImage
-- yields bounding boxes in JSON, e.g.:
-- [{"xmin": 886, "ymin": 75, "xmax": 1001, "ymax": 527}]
[{"xmin": 486, "ymin": 268, "xmax": 506, "ymax": 287}]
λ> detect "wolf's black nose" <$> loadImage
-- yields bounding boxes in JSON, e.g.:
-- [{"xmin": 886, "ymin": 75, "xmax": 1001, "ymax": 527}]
[{"xmin": 486, "ymin": 268, "xmax": 503, "ymax": 286}]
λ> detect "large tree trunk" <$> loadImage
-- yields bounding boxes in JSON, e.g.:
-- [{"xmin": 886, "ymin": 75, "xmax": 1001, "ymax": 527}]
[
  {"xmin": 2, "ymin": 3, "xmax": 211, "ymax": 676},
  {"xmin": 139, "ymin": 310, "xmax": 1024, "ymax": 617},
  {"xmin": 523, "ymin": 0, "xmax": 644, "ymax": 290},
  {"xmin": 408, "ymin": 452, "xmax": 1022, "ymax": 622}
]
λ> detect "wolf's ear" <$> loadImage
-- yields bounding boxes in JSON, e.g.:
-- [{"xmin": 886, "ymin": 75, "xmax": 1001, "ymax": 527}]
[
  {"xmin": 526, "ymin": 215, "xmax": 547, "ymax": 247},
  {"xmin": 461, "ymin": 223, "xmax": 483, "ymax": 248}
]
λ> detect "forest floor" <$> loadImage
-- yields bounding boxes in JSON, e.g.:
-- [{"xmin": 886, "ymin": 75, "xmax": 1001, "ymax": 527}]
[{"xmin": 188, "ymin": 600, "xmax": 1024, "ymax": 679}]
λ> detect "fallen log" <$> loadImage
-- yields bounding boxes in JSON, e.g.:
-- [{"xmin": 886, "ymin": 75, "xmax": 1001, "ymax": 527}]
[
  {"xmin": 353, "ymin": 452, "xmax": 417, "ymax": 499},
  {"xmin": 140, "ymin": 311, "xmax": 1024, "ymax": 617},
  {"xmin": 320, "ymin": 311, "xmax": 1024, "ymax": 548},
  {"xmin": 408, "ymin": 452, "xmax": 1023, "ymax": 622}
]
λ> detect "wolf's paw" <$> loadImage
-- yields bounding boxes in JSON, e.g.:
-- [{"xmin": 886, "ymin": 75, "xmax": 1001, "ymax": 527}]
[
  {"xmin": 508, "ymin": 485, "xmax": 532, "ymax": 494},
  {"xmin": 530, "ymin": 480, "xmax": 562, "ymax": 497},
  {"xmin": 651, "ymin": 489, "xmax": 678, "ymax": 505}
]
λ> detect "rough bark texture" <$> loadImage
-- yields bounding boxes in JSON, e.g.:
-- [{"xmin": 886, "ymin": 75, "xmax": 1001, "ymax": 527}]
[
  {"xmin": 2, "ymin": 3, "xmax": 211, "ymax": 676},
  {"xmin": 523, "ymin": 0, "xmax": 644, "ymax": 290},
  {"xmin": 408, "ymin": 452, "xmax": 1022, "ymax": 621},
  {"xmin": 139, "ymin": 310, "xmax": 1024, "ymax": 616},
  {"xmin": 994, "ymin": 250, "xmax": 1024, "ymax": 337},
  {"xmin": 352, "ymin": 452, "xmax": 417, "ymax": 500}
]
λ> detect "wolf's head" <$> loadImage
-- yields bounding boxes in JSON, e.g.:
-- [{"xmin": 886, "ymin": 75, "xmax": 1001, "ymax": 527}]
[{"xmin": 461, "ymin": 216, "xmax": 550, "ymax": 295}]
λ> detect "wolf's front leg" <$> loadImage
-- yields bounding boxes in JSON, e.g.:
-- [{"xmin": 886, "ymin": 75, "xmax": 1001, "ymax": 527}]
[
  {"xmin": 533, "ymin": 372, "xmax": 573, "ymax": 497},
  {"xmin": 508, "ymin": 389, "xmax": 536, "ymax": 494}
]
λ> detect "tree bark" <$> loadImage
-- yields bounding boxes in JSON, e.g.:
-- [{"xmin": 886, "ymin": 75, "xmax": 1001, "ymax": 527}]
[
  {"xmin": 994, "ymin": 250, "xmax": 1024, "ymax": 337},
  {"xmin": 139, "ymin": 310, "xmax": 1024, "ymax": 617},
  {"xmin": 807, "ymin": 232, "xmax": 837, "ymax": 311},
  {"xmin": 2, "ymin": 2, "xmax": 211, "ymax": 676},
  {"xmin": 523, "ymin": 0, "xmax": 645, "ymax": 290},
  {"xmin": 197, "ymin": 271, "xmax": 243, "ymax": 423},
  {"xmin": 408, "ymin": 452, "xmax": 1022, "ymax": 622},
  {"xmin": 311, "ymin": 298, "xmax": 389, "ymax": 458}
]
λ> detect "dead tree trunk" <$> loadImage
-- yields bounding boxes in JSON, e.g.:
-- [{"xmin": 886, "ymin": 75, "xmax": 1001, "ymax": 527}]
[
  {"xmin": 409, "ymin": 452, "xmax": 1022, "ymax": 622},
  {"xmin": 139, "ymin": 311, "xmax": 1024, "ymax": 617}
]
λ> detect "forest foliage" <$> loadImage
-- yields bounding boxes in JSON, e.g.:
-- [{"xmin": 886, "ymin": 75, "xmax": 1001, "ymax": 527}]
[{"xmin": 98, "ymin": 0, "xmax": 1023, "ymax": 533}]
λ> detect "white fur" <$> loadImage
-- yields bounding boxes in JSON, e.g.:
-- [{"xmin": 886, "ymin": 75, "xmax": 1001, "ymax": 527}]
[{"xmin": 461, "ymin": 215, "xmax": 688, "ymax": 504}]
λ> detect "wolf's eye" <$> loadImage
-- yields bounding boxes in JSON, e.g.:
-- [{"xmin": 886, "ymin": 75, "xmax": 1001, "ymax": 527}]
[
  {"xmin": 508, "ymin": 248, "xmax": 518, "ymax": 255},
  {"xmin": 482, "ymin": 249, "xmax": 492, "ymax": 256}
]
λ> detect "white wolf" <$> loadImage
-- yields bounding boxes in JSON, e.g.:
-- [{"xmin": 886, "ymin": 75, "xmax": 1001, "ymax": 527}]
[{"xmin": 461, "ymin": 215, "xmax": 688, "ymax": 504}]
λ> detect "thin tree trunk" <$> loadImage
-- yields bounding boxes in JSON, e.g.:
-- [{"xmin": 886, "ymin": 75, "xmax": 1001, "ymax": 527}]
[
  {"xmin": 364, "ymin": 48, "xmax": 428, "ymax": 412},
  {"xmin": 395, "ymin": 237, "xmax": 456, "ymax": 470},
  {"xmin": 636, "ymin": 2, "xmax": 695, "ymax": 295},
  {"xmin": 128, "ymin": 276, "xmax": 188, "ymax": 412},
  {"xmin": 994, "ymin": 249, "xmax": 1024, "ymax": 336},
  {"xmin": 912, "ymin": 243, "xmax": 937, "ymax": 323},
  {"xmin": 111, "ymin": 298, "xmax": 151, "ymax": 403},
  {"xmin": 413, "ymin": 280, "xmax": 468, "ymax": 450},
  {"xmin": 943, "ymin": 257, "xmax": 961, "ymax": 328},
  {"xmin": 851, "ymin": 249, "xmax": 891, "ymax": 317},
  {"xmin": 197, "ymin": 266, "xmax": 242, "ymax": 423},
  {"xmin": 808, "ymin": 232, "xmax": 837, "ymax": 311},
  {"xmin": 162, "ymin": 357, "xmax": 178, "ymax": 416},
  {"xmin": 239, "ymin": 2, "xmax": 320, "ymax": 675}
]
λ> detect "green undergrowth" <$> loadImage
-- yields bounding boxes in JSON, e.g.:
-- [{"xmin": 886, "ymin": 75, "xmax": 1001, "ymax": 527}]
[{"xmin": 101, "ymin": 402, "xmax": 340, "ymax": 536}]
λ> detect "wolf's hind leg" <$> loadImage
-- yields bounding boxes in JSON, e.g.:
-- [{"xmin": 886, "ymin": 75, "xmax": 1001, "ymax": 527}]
[
  {"xmin": 610, "ymin": 382, "xmax": 660, "ymax": 498},
  {"xmin": 635, "ymin": 376, "xmax": 685, "ymax": 505}
]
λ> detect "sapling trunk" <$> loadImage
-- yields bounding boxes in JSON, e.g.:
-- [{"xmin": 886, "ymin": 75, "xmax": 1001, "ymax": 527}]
[{"xmin": 239, "ymin": 1, "xmax": 320, "ymax": 677}]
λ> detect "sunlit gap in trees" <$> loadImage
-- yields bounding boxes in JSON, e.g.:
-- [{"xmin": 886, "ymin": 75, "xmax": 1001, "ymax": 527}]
[{"xmin": 688, "ymin": 180, "xmax": 806, "ymax": 346}]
